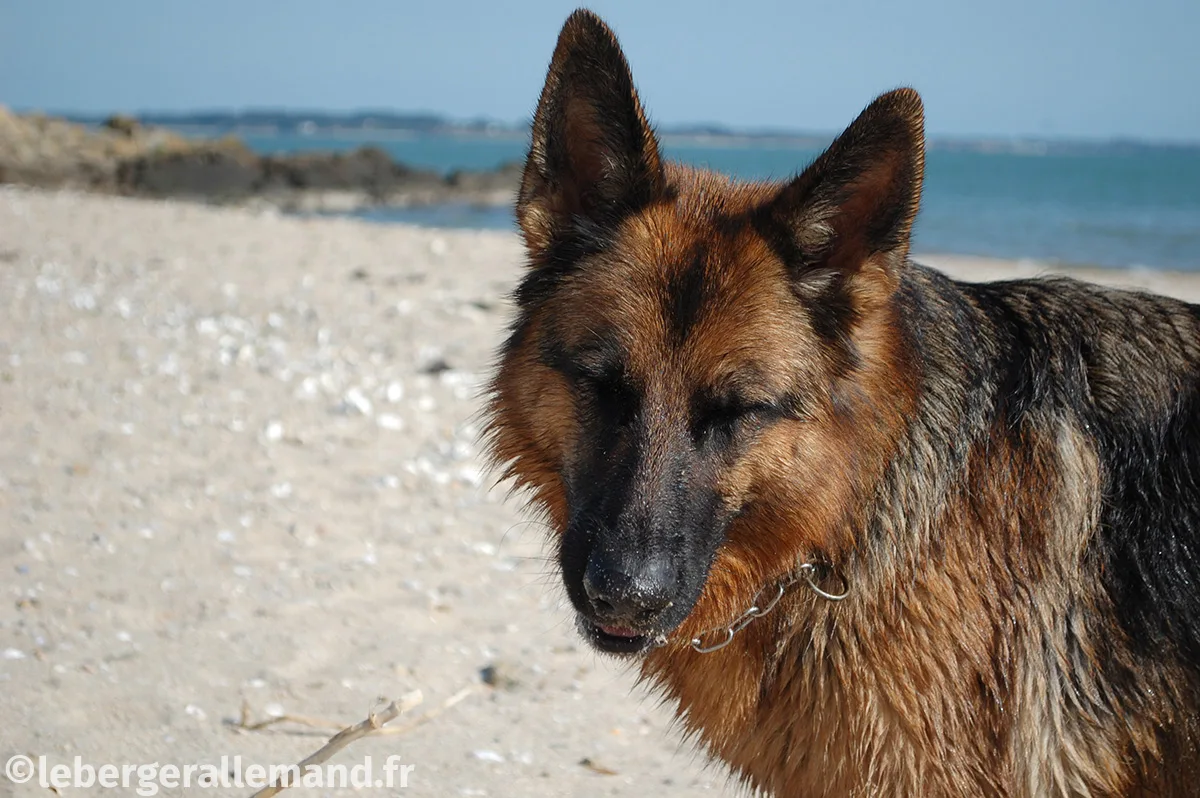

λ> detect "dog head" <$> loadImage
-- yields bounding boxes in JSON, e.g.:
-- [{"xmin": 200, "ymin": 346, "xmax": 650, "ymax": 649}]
[{"xmin": 487, "ymin": 9, "xmax": 924, "ymax": 655}]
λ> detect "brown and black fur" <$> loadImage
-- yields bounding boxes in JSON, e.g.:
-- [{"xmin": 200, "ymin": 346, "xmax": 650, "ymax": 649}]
[{"xmin": 485, "ymin": 9, "xmax": 1200, "ymax": 796}]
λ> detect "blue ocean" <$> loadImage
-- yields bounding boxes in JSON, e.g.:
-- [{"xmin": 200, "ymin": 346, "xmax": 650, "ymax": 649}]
[{"xmin": 241, "ymin": 132, "xmax": 1200, "ymax": 271}]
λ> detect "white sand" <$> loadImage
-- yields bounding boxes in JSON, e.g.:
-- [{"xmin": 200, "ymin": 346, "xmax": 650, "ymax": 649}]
[{"xmin": 2, "ymin": 188, "xmax": 1198, "ymax": 797}]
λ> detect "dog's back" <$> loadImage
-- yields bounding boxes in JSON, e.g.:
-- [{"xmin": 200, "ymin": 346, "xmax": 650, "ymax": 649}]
[
  {"xmin": 900, "ymin": 265, "xmax": 1200, "ymax": 673},
  {"xmin": 867, "ymin": 265, "xmax": 1200, "ymax": 793},
  {"xmin": 958, "ymin": 273, "xmax": 1200, "ymax": 671}
]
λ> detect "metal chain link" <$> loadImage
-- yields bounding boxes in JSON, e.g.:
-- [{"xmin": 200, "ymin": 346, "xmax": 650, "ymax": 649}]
[{"xmin": 690, "ymin": 562, "xmax": 849, "ymax": 654}]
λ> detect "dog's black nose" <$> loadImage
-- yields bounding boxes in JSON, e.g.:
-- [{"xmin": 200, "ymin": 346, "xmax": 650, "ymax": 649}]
[{"xmin": 582, "ymin": 552, "xmax": 674, "ymax": 622}]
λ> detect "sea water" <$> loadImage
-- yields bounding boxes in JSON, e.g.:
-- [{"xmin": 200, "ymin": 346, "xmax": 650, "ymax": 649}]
[{"xmin": 241, "ymin": 132, "xmax": 1200, "ymax": 271}]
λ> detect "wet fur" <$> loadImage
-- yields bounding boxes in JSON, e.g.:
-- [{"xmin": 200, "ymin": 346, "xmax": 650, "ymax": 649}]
[{"xmin": 486, "ymin": 10, "xmax": 1200, "ymax": 796}]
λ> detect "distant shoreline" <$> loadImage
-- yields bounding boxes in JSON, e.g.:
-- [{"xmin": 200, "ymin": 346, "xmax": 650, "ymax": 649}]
[{"xmin": 52, "ymin": 110, "xmax": 1200, "ymax": 156}]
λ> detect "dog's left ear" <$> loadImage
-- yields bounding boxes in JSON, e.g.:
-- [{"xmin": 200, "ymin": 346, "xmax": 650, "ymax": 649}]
[
  {"xmin": 517, "ymin": 9, "xmax": 665, "ymax": 258},
  {"xmin": 759, "ymin": 88, "xmax": 925, "ymax": 288}
]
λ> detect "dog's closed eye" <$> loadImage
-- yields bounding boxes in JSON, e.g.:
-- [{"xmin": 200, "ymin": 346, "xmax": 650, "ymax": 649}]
[{"xmin": 691, "ymin": 396, "xmax": 785, "ymax": 445}]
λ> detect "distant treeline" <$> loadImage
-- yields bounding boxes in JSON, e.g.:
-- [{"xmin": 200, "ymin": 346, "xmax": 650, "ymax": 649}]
[{"xmin": 64, "ymin": 111, "xmax": 510, "ymax": 136}]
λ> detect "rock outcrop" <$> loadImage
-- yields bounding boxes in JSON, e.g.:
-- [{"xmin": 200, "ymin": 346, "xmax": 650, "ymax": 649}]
[{"xmin": 0, "ymin": 107, "xmax": 519, "ymax": 209}]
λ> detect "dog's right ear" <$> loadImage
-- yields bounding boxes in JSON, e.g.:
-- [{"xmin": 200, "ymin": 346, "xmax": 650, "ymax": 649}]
[{"xmin": 517, "ymin": 9, "xmax": 665, "ymax": 259}]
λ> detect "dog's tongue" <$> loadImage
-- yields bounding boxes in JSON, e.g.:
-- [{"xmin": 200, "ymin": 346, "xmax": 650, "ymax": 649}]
[{"xmin": 599, "ymin": 624, "xmax": 640, "ymax": 638}]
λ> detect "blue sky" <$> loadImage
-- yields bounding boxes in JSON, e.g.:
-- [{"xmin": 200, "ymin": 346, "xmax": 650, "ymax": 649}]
[{"xmin": 2, "ymin": 0, "xmax": 1197, "ymax": 142}]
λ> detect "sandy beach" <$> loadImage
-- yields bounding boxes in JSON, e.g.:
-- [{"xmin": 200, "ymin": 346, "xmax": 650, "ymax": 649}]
[{"xmin": 3, "ymin": 187, "xmax": 1200, "ymax": 798}]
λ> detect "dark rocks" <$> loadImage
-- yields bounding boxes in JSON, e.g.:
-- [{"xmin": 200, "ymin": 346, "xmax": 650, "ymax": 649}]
[
  {"xmin": 117, "ymin": 139, "xmax": 261, "ymax": 199},
  {"xmin": 115, "ymin": 143, "xmax": 462, "ymax": 205},
  {"xmin": 258, "ymin": 146, "xmax": 444, "ymax": 199}
]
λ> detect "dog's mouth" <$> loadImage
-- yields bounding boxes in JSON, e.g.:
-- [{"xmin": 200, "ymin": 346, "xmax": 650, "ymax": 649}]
[{"xmin": 577, "ymin": 616, "xmax": 669, "ymax": 656}]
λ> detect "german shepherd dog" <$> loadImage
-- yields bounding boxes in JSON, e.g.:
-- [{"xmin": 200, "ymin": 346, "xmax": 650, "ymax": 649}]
[{"xmin": 485, "ymin": 9, "xmax": 1200, "ymax": 796}]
